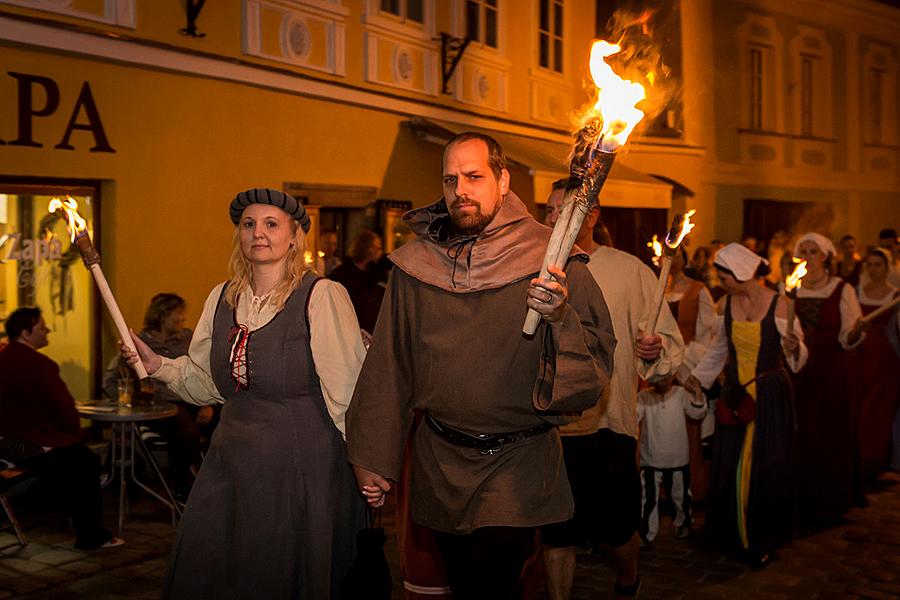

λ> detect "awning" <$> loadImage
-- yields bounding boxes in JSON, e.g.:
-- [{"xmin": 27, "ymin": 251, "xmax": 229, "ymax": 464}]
[{"xmin": 404, "ymin": 118, "xmax": 672, "ymax": 209}]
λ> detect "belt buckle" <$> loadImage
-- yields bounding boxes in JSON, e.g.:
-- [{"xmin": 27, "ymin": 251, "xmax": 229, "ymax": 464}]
[{"xmin": 476, "ymin": 434, "xmax": 503, "ymax": 455}]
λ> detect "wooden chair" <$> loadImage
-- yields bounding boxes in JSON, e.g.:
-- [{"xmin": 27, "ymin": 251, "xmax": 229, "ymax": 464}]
[{"xmin": 0, "ymin": 467, "xmax": 32, "ymax": 546}]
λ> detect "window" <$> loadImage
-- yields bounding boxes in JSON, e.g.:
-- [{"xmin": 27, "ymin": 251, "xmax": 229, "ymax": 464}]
[
  {"xmin": 465, "ymin": 0, "xmax": 498, "ymax": 48},
  {"xmin": 749, "ymin": 46, "xmax": 764, "ymax": 130},
  {"xmin": 380, "ymin": 0, "xmax": 424, "ymax": 23},
  {"xmin": 539, "ymin": 0, "xmax": 563, "ymax": 73},
  {"xmin": 869, "ymin": 68, "xmax": 884, "ymax": 145},
  {"xmin": 801, "ymin": 56, "xmax": 813, "ymax": 136},
  {"xmin": 0, "ymin": 179, "xmax": 102, "ymax": 401}
]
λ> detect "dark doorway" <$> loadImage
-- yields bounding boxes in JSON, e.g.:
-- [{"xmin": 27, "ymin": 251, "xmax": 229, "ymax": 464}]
[
  {"xmin": 601, "ymin": 206, "xmax": 669, "ymax": 264},
  {"xmin": 743, "ymin": 199, "xmax": 816, "ymax": 251}
]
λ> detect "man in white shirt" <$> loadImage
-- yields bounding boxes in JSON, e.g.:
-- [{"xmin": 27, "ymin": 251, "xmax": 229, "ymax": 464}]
[{"xmin": 540, "ymin": 179, "xmax": 684, "ymax": 600}]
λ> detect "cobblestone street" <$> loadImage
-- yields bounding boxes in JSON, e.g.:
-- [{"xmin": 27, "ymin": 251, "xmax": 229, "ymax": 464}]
[{"xmin": 1, "ymin": 472, "xmax": 898, "ymax": 599}]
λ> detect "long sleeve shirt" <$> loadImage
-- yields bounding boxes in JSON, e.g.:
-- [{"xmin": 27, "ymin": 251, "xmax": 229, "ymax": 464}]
[
  {"xmin": 0, "ymin": 342, "xmax": 81, "ymax": 448},
  {"xmin": 667, "ymin": 285, "xmax": 717, "ymax": 382},
  {"xmin": 563, "ymin": 246, "xmax": 685, "ymax": 439},
  {"xmin": 154, "ymin": 279, "xmax": 365, "ymax": 437},
  {"xmin": 637, "ymin": 386, "xmax": 707, "ymax": 468}
]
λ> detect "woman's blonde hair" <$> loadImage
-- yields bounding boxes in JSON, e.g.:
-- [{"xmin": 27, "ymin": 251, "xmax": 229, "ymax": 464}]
[{"xmin": 225, "ymin": 217, "xmax": 311, "ymax": 310}]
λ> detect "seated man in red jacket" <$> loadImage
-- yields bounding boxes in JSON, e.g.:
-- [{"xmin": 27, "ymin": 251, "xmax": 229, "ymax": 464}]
[{"xmin": 0, "ymin": 307, "xmax": 123, "ymax": 550}]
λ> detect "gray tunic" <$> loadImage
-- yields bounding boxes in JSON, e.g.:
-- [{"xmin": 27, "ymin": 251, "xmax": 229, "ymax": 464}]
[{"xmin": 163, "ymin": 274, "xmax": 365, "ymax": 599}]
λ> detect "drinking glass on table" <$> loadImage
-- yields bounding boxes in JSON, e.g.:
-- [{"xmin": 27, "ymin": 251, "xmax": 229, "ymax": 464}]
[{"xmin": 117, "ymin": 377, "xmax": 133, "ymax": 408}]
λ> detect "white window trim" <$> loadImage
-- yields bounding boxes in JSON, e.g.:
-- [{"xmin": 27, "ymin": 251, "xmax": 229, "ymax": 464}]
[
  {"xmin": 0, "ymin": 0, "xmax": 135, "ymax": 28},
  {"xmin": 362, "ymin": 0, "xmax": 435, "ymax": 42},
  {"xmin": 533, "ymin": 0, "xmax": 566, "ymax": 77},
  {"xmin": 862, "ymin": 43, "xmax": 897, "ymax": 147},
  {"xmin": 788, "ymin": 25, "xmax": 833, "ymax": 139},
  {"xmin": 451, "ymin": 0, "xmax": 510, "ymax": 66},
  {"xmin": 737, "ymin": 13, "xmax": 785, "ymax": 134}
]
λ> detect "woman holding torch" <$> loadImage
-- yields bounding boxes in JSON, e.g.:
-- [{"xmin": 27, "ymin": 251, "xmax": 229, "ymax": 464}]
[
  {"xmin": 686, "ymin": 243, "xmax": 806, "ymax": 567},
  {"xmin": 121, "ymin": 188, "xmax": 366, "ymax": 599},
  {"xmin": 855, "ymin": 247, "xmax": 900, "ymax": 481},
  {"xmin": 791, "ymin": 232, "xmax": 865, "ymax": 528}
]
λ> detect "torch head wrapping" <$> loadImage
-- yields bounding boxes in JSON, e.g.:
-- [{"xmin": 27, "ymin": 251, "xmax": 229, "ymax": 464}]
[
  {"xmin": 74, "ymin": 233, "xmax": 101, "ymax": 267},
  {"xmin": 566, "ymin": 123, "xmax": 617, "ymax": 215}
]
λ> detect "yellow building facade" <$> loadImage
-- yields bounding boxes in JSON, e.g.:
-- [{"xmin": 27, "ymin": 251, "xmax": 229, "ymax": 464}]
[{"xmin": 0, "ymin": 0, "xmax": 897, "ymax": 398}]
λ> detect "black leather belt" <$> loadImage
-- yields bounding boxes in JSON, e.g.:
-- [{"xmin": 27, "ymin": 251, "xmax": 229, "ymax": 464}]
[{"xmin": 425, "ymin": 413, "xmax": 554, "ymax": 455}]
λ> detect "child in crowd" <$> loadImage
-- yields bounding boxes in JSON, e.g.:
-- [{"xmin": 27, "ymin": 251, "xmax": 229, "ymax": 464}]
[{"xmin": 638, "ymin": 374, "xmax": 707, "ymax": 543}]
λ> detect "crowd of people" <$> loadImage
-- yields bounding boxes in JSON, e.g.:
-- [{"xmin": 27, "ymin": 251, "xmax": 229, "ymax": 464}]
[{"xmin": 0, "ymin": 131, "xmax": 897, "ymax": 599}]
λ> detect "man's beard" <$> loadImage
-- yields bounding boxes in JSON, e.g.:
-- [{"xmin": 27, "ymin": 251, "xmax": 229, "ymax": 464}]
[{"xmin": 449, "ymin": 198, "xmax": 501, "ymax": 236}]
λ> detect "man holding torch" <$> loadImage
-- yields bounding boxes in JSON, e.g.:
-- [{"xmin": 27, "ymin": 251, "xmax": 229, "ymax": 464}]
[
  {"xmin": 541, "ymin": 180, "xmax": 684, "ymax": 600},
  {"xmin": 346, "ymin": 133, "xmax": 616, "ymax": 598}
]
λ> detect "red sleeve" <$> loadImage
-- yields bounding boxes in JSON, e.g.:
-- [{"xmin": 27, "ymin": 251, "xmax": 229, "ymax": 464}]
[{"xmin": 39, "ymin": 360, "xmax": 82, "ymax": 437}]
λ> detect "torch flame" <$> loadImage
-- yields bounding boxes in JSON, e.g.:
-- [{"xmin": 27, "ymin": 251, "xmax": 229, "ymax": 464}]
[
  {"xmin": 48, "ymin": 196, "xmax": 88, "ymax": 243},
  {"xmin": 317, "ymin": 250, "xmax": 325, "ymax": 258},
  {"xmin": 665, "ymin": 209, "xmax": 696, "ymax": 249},
  {"xmin": 303, "ymin": 250, "xmax": 314, "ymax": 266},
  {"xmin": 585, "ymin": 40, "xmax": 647, "ymax": 152},
  {"xmin": 647, "ymin": 234, "xmax": 663, "ymax": 266},
  {"xmin": 785, "ymin": 258, "xmax": 808, "ymax": 293}
]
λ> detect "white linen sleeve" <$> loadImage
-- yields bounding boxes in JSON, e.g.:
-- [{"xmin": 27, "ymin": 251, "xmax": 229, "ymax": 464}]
[
  {"xmin": 679, "ymin": 287, "xmax": 718, "ymax": 381},
  {"xmin": 774, "ymin": 315, "xmax": 808, "ymax": 373},
  {"xmin": 680, "ymin": 386, "xmax": 708, "ymax": 420},
  {"xmin": 154, "ymin": 283, "xmax": 226, "ymax": 406},
  {"xmin": 691, "ymin": 316, "xmax": 728, "ymax": 389},
  {"xmin": 636, "ymin": 264, "xmax": 685, "ymax": 380},
  {"xmin": 308, "ymin": 279, "xmax": 366, "ymax": 440},
  {"xmin": 839, "ymin": 284, "xmax": 865, "ymax": 350}
]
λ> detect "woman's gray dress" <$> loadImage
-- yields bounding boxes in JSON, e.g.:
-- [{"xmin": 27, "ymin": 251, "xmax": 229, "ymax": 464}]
[{"xmin": 163, "ymin": 275, "xmax": 365, "ymax": 599}]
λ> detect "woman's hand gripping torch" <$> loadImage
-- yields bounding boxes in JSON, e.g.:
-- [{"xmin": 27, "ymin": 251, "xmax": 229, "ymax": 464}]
[{"xmin": 48, "ymin": 197, "xmax": 148, "ymax": 379}]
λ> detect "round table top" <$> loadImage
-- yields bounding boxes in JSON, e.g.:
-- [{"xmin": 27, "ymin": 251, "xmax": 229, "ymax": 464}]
[{"xmin": 76, "ymin": 402, "xmax": 178, "ymax": 422}]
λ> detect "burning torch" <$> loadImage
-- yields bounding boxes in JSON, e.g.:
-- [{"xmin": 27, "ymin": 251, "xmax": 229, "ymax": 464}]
[
  {"xmin": 647, "ymin": 209, "xmax": 696, "ymax": 335},
  {"xmin": 784, "ymin": 258, "xmax": 808, "ymax": 333},
  {"xmin": 523, "ymin": 40, "xmax": 648, "ymax": 335},
  {"xmin": 48, "ymin": 196, "xmax": 148, "ymax": 379}
]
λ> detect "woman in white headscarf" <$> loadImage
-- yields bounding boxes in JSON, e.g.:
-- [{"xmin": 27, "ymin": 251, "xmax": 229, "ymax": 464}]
[
  {"xmin": 792, "ymin": 232, "xmax": 865, "ymax": 528},
  {"xmin": 688, "ymin": 243, "xmax": 806, "ymax": 566}
]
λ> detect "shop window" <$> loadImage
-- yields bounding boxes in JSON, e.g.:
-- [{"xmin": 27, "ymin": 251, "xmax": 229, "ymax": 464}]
[
  {"xmin": 0, "ymin": 179, "xmax": 101, "ymax": 401},
  {"xmin": 538, "ymin": 0, "xmax": 563, "ymax": 73}
]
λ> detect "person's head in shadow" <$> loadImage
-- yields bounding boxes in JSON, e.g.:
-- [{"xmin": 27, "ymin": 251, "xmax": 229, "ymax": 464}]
[
  {"xmin": 143, "ymin": 293, "xmax": 187, "ymax": 339},
  {"xmin": 5, "ymin": 306, "xmax": 49, "ymax": 350}
]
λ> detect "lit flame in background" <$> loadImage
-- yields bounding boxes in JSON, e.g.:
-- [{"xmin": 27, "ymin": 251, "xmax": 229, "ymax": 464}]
[
  {"xmin": 317, "ymin": 250, "xmax": 325, "ymax": 258},
  {"xmin": 585, "ymin": 40, "xmax": 647, "ymax": 152},
  {"xmin": 48, "ymin": 196, "xmax": 88, "ymax": 243},
  {"xmin": 666, "ymin": 209, "xmax": 696, "ymax": 249},
  {"xmin": 647, "ymin": 234, "xmax": 662, "ymax": 267},
  {"xmin": 785, "ymin": 258, "xmax": 808, "ymax": 293},
  {"xmin": 303, "ymin": 250, "xmax": 314, "ymax": 266}
]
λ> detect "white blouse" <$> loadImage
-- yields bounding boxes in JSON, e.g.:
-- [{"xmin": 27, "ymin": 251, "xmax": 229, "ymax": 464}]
[
  {"xmin": 691, "ymin": 308, "xmax": 808, "ymax": 389},
  {"xmin": 666, "ymin": 285, "xmax": 717, "ymax": 382},
  {"xmin": 153, "ymin": 279, "xmax": 366, "ymax": 438}
]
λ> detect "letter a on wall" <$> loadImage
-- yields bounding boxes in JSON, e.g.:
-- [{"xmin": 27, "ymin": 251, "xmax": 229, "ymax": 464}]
[{"xmin": 55, "ymin": 82, "xmax": 116, "ymax": 153}]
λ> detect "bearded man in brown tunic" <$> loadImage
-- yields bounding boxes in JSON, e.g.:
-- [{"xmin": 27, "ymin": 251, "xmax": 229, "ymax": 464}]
[{"xmin": 346, "ymin": 132, "xmax": 616, "ymax": 598}]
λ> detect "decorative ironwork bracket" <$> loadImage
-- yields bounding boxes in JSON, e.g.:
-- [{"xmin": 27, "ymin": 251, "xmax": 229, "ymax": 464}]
[
  {"xmin": 439, "ymin": 33, "xmax": 471, "ymax": 94},
  {"xmin": 180, "ymin": 0, "xmax": 207, "ymax": 38}
]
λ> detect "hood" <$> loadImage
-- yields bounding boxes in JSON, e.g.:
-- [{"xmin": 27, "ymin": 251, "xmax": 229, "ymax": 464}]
[{"xmin": 389, "ymin": 190, "xmax": 587, "ymax": 293}]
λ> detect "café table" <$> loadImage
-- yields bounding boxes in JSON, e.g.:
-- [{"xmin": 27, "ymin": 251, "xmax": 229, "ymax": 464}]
[{"xmin": 77, "ymin": 401, "xmax": 182, "ymax": 536}]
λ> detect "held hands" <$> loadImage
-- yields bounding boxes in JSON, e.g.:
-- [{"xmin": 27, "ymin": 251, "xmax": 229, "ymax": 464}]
[
  {"xmin": 527, "ymin": 265, "xmax": 569, "ymax": 324},
  {"xmin": 683, "ymin": 375, "xmax": 702, "ymax": 394},
  {"xmin": 635, "ymin": 331, "xmax": 663, "ymax": 362},
  {"xmin": 352, "ymin": 465, "xmax": 391, "ymax": 508},
  {"xmin": 119, "ymin": 329, "xmax": 162, "ymax": 376}
]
